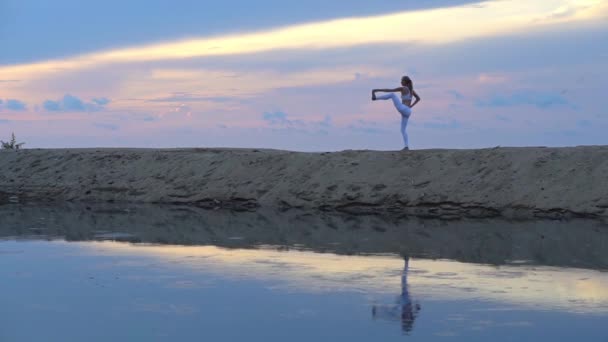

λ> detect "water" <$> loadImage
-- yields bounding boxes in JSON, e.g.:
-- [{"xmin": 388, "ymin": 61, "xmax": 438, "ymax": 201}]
[{"xmin": 1, "ymin": 205, "xmax": 607, "ymax": 341}]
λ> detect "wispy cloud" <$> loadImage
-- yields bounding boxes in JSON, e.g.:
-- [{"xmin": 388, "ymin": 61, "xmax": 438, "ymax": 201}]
[
  {"xmin": 168, "ymin": 103, "xmax": 192, "ymax": 117},
  {"xmin": 2, "ymin": 0, "xmax": 606, "ymax": 81},
  {"xmin": 262, "ymin": 111, "xmax": 332, "ymax": 135},
  {"xmin": 42, "ymin": 100, "xmax": 61, "ymax": 111},
  {"xmin": 0, "ymin": 0, "xmax": 486, "ymax": 65},
  {"xmin": 477, "ymin": 73, "xmax": 509, "ymax": 84},
  {"xmin": 423, "ymin": 119, "xmax": 463, "ymax": 129},
  {"xmin": 5, "ymin": 99, "xmax": 27, "ymax": 111},
  {"xmin": 577, "ymin": 119, "xmax": 592, "ymax": 127},
  {"xmin": 447, "ymin": 90, "xmax": 465, "ymax": 100},
  {"xmin": 142, "ymin": 115, "xmax": 158, "ymax": 122},
  {"xmin": 147, "ymin": 93, "xmax": 236, "ymax": 103},
  {"xmin": 495, "ymin": 115, "xmax": 511, "ymax": 122},
  {"xmin": 93, "ymin": 123, "xmax": 119, "ymax": 131},
  {"xmin": 544, "ymin": 0, "xmax": 605, "ymax": 20},
  {"xmin": 43, "ymin": 94, "xmax": 110, "ymax": 112},
  {"xmin": 92, "ymin": 98, "xmax": 110, "ymax": 106},
  {"xmin": 263, "ymin": 111, "xmax": 294, "ymax": 126},
  {"xmin": 347, "ymin": 119, "xmax": 390, "ymax": 134},
  {"xmin": 475, "ymin": 90, "xmax": 574, "ymax": 109}
]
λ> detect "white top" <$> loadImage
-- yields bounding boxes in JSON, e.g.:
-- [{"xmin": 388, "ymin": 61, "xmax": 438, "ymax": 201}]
[{"xmin": 402, "ymin": 88, "xmax": 412, "ymax": 101}]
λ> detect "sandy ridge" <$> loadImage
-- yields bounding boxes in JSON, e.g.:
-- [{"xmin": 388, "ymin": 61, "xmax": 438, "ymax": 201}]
[{"xmin": 0, "ymin": 146, "xmax": 607, "ymax": 220}]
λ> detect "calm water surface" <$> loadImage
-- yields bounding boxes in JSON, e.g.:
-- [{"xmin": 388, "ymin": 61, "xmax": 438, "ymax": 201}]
[{"xmin": 1, "ymin": 205, "xmax": 607, "ymax": 341}]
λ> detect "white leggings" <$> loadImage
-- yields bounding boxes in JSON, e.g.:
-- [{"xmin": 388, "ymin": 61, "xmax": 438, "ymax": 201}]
[{"xmin": 377, "ymin": 93, "xmax": 411, "ymax": 148}]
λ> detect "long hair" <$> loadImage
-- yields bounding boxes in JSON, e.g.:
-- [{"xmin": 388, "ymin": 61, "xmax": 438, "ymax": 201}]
[{"xmin": 402, "ymin": 76, "xmax": 413, "ymax": 93}]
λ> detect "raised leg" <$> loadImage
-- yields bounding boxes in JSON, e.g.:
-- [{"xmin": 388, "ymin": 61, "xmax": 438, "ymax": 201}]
[
  {"xmin": 377, "ymin": 93, "xmax": 411, "ymax": 117},
  {"xmin": 376, "ymin": 93, "xmax": 402, "ymax": 109}
]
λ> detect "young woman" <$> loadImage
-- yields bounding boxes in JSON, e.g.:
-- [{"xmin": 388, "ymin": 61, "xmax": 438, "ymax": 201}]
[{"xmin": 372, "ymin": 76, "xmax": 421, "ymax": 150}]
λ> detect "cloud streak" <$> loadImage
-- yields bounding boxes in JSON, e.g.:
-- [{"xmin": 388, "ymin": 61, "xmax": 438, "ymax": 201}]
[
  {"xmin": 147, "ymin": 93, "xmax": 236, "ymax": 103},
  {"xmin": 262, "ymin": 111, "xmax": 332, "ymax": 135},
  {"xmin": 0, "ymin": 0, "xmax": 483, "ymax": 64},
  {"xmin": 347, "ymin": 119, "xmax": 391, "ymax": 134},
  {"xmin": 5, "ymin": 99, "xmax": 27, "ymax": 111},
  {"xmin": 475, "ymin": 91, "xmax": 573, "ymax": 109},
  {"xmin": 43, "ymin": 94, "xmax": 110, "ymax": 112},
  {"xmin": 93, "ymin": 123, "xmax": 119, "ymax": 131},
  {"xmin": 92, "ymin": 98, "xmax": 110, "ymax": 106},
  {"xmin": 2, "ymin": 0, "xmax": 606, "ymax": 81}
]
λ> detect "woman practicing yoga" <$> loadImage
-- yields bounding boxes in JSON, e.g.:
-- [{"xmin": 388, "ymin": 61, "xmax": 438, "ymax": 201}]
[{"xmin": 372, "ymin": 76, "xmax": 421, "ymax": 150}]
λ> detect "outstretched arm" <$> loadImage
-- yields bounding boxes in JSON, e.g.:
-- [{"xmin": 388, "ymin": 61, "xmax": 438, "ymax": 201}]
[
  {"xmin": 373, "ymin": 87, "xmax": 403, "ymax": 93},
  {"xmin": 410, "ymin": 90, "xmax": 421, "ymax": 108}
]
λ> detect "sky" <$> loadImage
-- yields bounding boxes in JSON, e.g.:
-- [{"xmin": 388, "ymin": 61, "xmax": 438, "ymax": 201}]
[{"xmin": 0, "ymin": 0, "xmax": 607, "ymax": 150}]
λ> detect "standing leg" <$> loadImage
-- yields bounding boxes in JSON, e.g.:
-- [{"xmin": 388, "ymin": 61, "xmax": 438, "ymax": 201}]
[{"xmin": 401, "ymin": 116, "xmax": 409, "ymax": 149}]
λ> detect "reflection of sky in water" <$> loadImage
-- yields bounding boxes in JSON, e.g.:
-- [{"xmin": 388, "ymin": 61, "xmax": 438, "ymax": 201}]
[{"xmin": 1, "ymin": 240, "xmax": 607, "ymax": 341}]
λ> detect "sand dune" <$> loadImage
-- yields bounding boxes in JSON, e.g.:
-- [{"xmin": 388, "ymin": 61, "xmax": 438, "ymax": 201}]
[{"xmin": 1, "ymin": 146, "xmax": 607, "ymax": 220}]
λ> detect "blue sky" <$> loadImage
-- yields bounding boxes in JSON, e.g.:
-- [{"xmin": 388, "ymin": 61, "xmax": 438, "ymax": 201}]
[{"xmin": 0, "ymin": 0, "xmax": 607, "ymax": 150}]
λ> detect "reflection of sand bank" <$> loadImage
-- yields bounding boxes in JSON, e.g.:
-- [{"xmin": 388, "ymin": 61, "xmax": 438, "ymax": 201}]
[
  {"xmin": 2, "ymin": 204, "xmax": 608, "ymax": 270},
  {"xmin": 78, "ymin": 241, "xmax": 608, "ymax": 314}
]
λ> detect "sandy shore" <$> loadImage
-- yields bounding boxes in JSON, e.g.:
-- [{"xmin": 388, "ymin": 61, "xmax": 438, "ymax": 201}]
[{"xmin": 1, "ymin": 147, "xmax": 607, "ymax": 220}]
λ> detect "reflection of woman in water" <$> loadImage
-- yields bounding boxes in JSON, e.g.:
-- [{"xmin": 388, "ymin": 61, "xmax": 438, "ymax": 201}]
[
  {"xmin": 372, "ymin": 257, "xmax": 421, "ymax": 334},
  {"xmin": 372, "ymin": 76, "xmax": 421, "ymax": 151}
]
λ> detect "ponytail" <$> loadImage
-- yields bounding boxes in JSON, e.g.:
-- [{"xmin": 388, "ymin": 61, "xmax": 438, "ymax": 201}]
[{"xmin": 402, "ymin": 76, "xmax": 413, "ymax": 93}]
